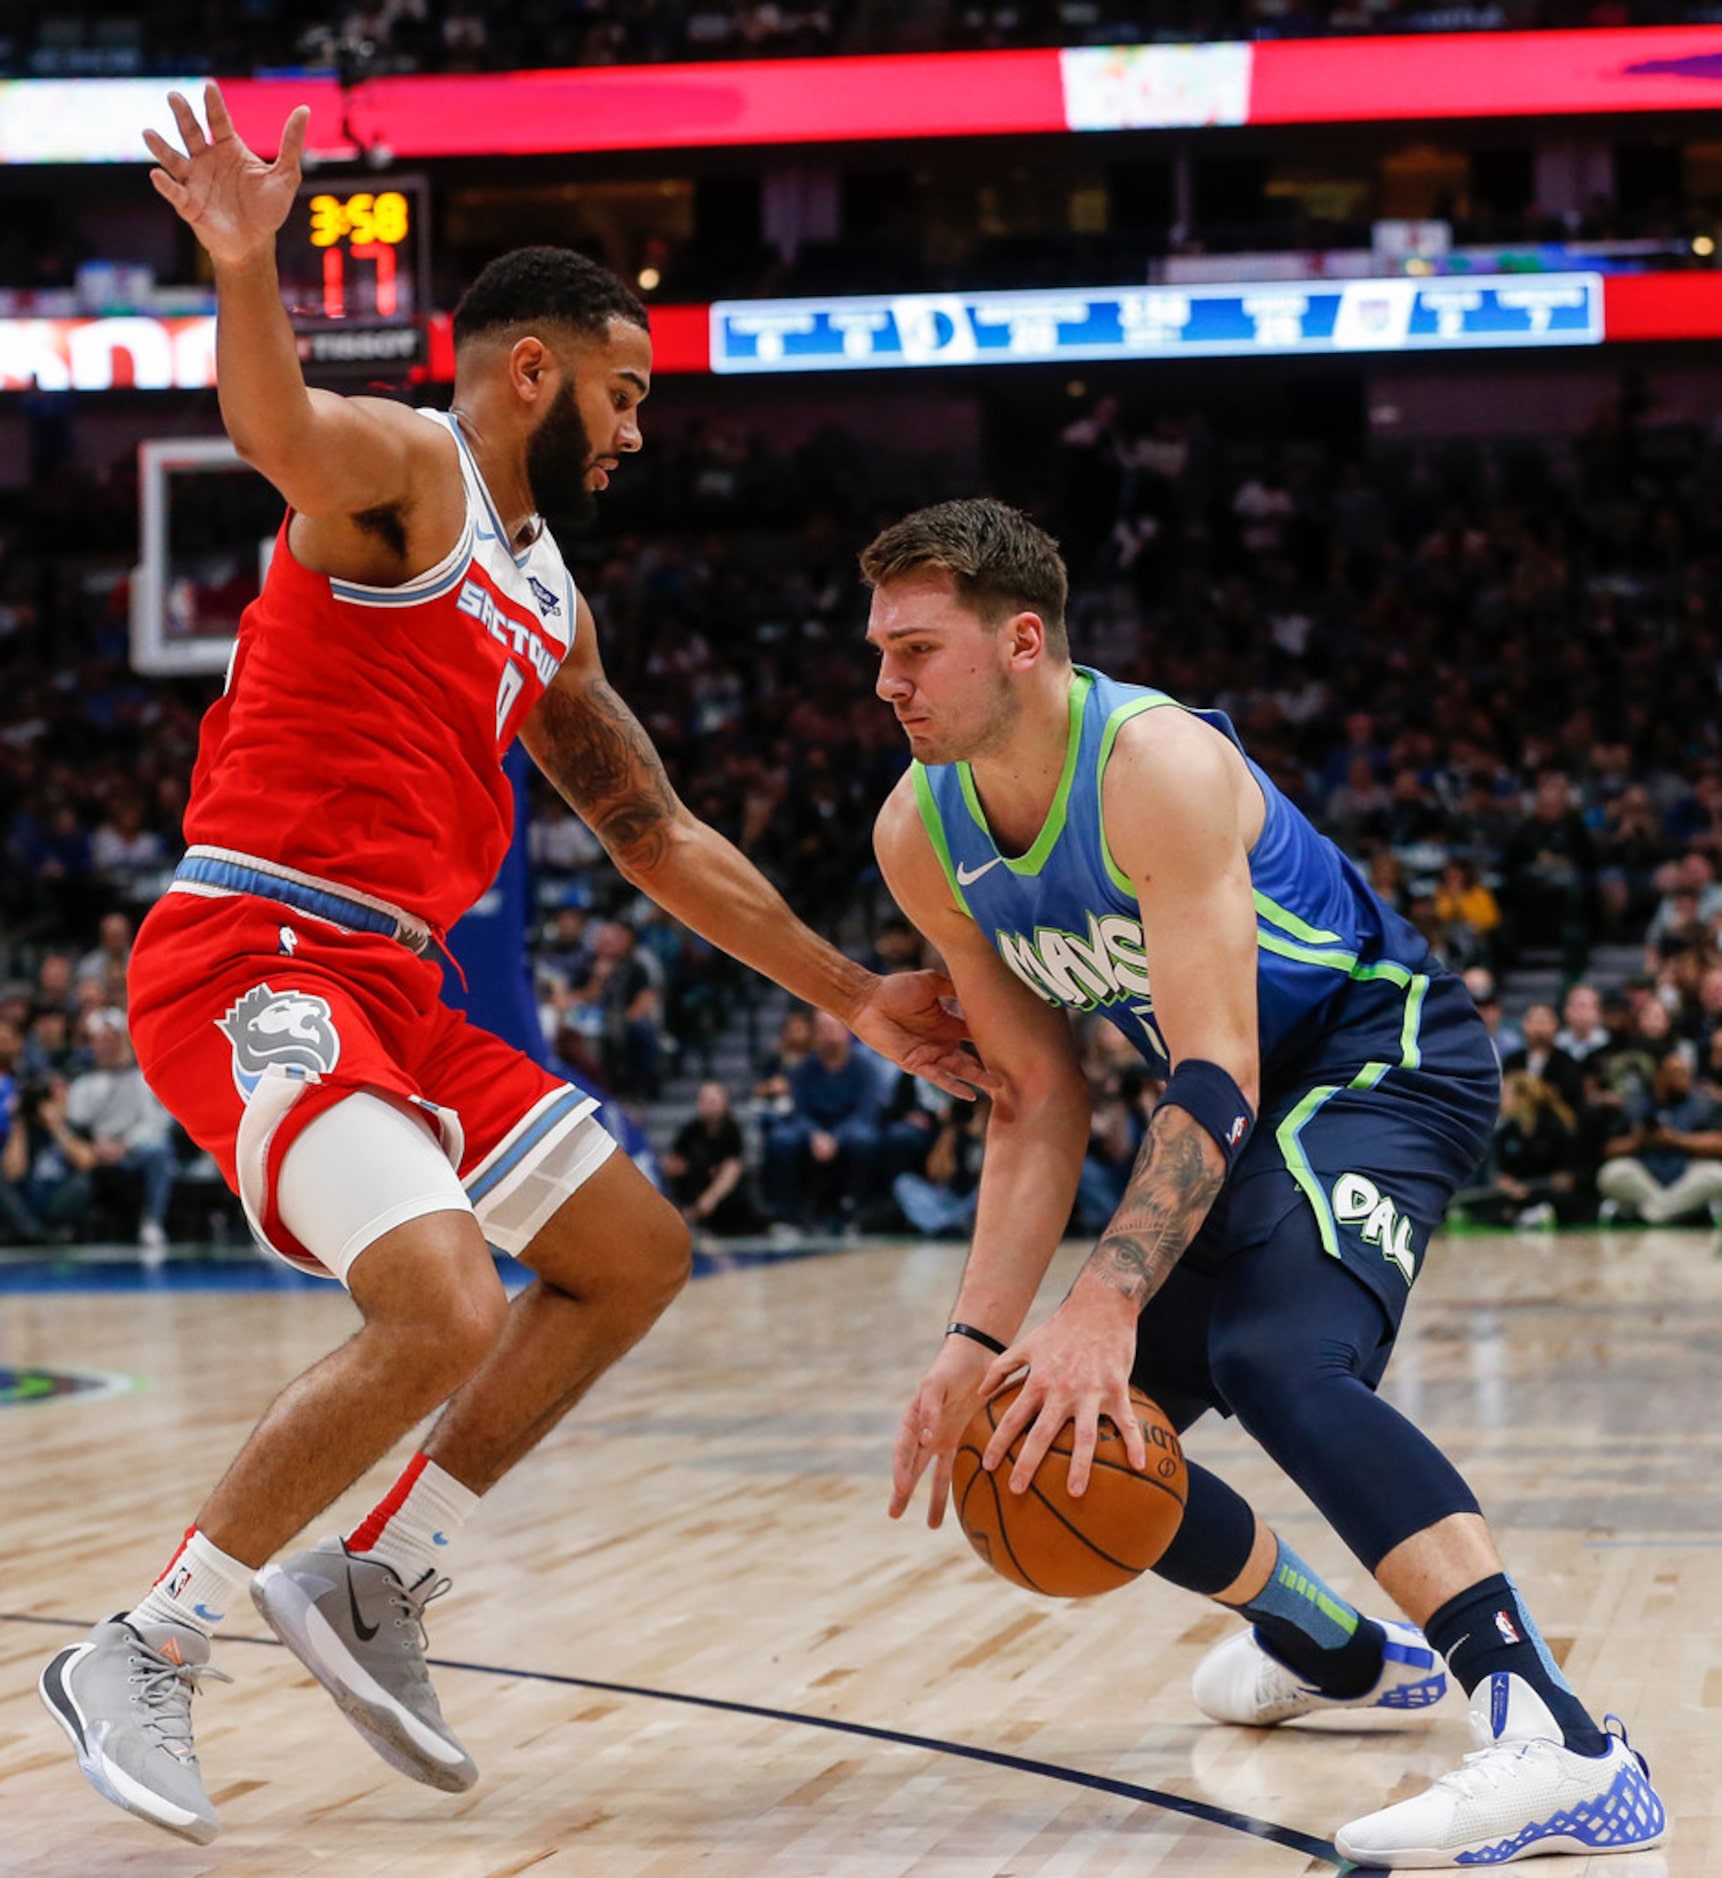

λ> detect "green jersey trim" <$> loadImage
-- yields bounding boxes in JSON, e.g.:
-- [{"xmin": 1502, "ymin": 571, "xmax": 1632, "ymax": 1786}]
[
  {"xmin": 1253, "ymin": 891, "xmax": 1343, "ymax": 946},
  {"xmin": 1256, "ymin": 930, "xmax": 1359, "ymax": 972},
  {"xmin": 911, "ymin": 763, "xmax": 974, "ymax": 921},
  {"xmin": 1094, "ymin": 692, "xmax": 1181, "ymax": 895},
  {"xmin": 1272, "ymin": 969, "xmax": 1429, "ymax": 1272},
  {"xmin": 956, "ymin": 670, "xmax": 1094, "ymax": 877}
]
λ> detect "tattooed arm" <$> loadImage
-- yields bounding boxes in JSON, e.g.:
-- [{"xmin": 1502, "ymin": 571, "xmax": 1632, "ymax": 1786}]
[
  {"xmin": 979, "ymin": 708, "xmax": 1262, "ymax": 1497},
  {"xmin": 519, "ymin": 599, "xmax": 995, "ymax": 1100}
]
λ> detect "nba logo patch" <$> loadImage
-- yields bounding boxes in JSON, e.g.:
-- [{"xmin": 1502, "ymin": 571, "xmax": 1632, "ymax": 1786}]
[
  {"xmin": 1494, "ymin": 1609, "xmax": 1522, "ymax": 1645},
  {"xmin": 165, "ymin": 1565, "xmax": 192, "ymax": 1600}
]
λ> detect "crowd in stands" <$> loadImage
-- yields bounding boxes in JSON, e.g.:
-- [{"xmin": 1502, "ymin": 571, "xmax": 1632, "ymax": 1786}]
[
  {"xmin": 1454, "ymin": 966, "xmax": 1722, "ymax": 1228},
  {"xmin": 7, "ymin": 362, "xmax": 1722, "ymax": 1244},
  {"xmin": 0, "ymin": 918, "xmax": 187, "ymax": 1254},
  {"xmin": 6, "ymin": 0, "xmax": 1696, "ymax": 82}
]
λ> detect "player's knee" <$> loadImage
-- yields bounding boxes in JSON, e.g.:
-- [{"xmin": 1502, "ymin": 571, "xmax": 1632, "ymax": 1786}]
[
  {"xmin": 526, "ymin": 1177, "xmax": 691, "ymax": 1322},
  {"xmin": 1209, "ymin": 1322, "xmax": 1358, "ymax": 1435},
  {"xmin": 352, "ymin": 1221, "xmax": 509, "ymax": 1388},
  {"xmin": 626, "ymin": 1193, "xmax": 693, "ymax": 1313},
  {"xmin": 443, "ymin": 1263, "xmax": 512, "ymax": 1361},
  {"xmin": 407, "ymin": 1267, "xmax": 510, "ymax": 1396}
]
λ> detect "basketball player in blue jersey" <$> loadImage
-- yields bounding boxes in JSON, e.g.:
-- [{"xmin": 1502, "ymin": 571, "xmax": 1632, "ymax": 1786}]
[{"xmin": 868, "ymin": 499, "xmax": 1667, "ymax": 1868}]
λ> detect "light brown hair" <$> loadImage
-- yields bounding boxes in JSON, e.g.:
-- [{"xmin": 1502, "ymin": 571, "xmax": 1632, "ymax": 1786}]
[{"xmin": 859, "ymin": 498, "xmax": 1070, "ymax": 657}]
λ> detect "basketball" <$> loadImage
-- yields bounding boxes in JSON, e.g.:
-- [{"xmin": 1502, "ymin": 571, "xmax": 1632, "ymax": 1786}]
[{"xmin": 952, "ymin": 1382, "xmax": 1187, "ymax": 1598}]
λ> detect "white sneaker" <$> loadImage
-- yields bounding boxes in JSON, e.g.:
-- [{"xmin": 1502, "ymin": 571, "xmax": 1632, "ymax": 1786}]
[
  {"xmin": 1334, "ymin": 1672, "xmax": 1667, "ymax": 1868},
  {"xmin": 1192, "ymin": 1617, "xmax": 1445, "ymax": 1726}
]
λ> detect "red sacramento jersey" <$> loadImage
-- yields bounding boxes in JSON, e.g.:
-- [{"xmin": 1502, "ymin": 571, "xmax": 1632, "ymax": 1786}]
[{"xmin": 183, "ymin": 409, "xmax": 578, "ymax": 935}]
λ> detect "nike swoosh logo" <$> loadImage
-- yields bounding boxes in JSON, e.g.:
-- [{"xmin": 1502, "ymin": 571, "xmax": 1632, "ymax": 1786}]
[
  {"xmin": 956, "ymin": 856, "xmax": 1005, "ymax": 886},
  {"xmin": 192, "ymin": 1602, "xmax": 225, "ymax": 1622},
  {"xmin": 431, "ymin": 1531, "xmax": 449, "ymax": 1546},
  {"xmin": 345, "ymin": 1570, "xmax": 379, "ymax": 1642}
]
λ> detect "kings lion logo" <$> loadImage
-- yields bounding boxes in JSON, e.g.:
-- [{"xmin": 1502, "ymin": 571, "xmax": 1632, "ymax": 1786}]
[{"xmin": 217, "ymin": 983, "xmax": 341, "ymax": 1097}]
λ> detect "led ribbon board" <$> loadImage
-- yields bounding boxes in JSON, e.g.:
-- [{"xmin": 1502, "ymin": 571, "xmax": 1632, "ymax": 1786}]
[
  {"xmin": 709, "ymin": 274, "xmax": 1605, "ymax": 375},
  {"xmin": 10, "ymin": 31, "xmax": 1722, "ymax": 164}
]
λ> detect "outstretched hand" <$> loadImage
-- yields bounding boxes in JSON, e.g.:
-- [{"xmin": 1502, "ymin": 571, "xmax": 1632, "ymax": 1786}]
[
  {"xmin": 850, "ymin": 969, "xmax": 1000, "ymax": 1103},
  {"xmin": 143, "ymin": 83, "xmax": 310, "ymax": 266}
]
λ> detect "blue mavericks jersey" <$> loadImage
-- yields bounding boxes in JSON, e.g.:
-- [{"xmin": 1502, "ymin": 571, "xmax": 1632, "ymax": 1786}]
[{"xmin": 912, "ymin": 668, "xmax": 1436, "ymax": 1090}]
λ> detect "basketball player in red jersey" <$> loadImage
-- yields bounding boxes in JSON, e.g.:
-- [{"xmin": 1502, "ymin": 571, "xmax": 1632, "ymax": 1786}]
[{"xmin": 38, "ymin": 85, "xmax": 989, "ymax": 1846}]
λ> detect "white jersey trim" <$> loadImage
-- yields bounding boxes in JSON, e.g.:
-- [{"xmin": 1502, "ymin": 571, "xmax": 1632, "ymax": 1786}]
[{"xmin": 435, "ymin": 408, "xmax": 535, "ymax": 568}]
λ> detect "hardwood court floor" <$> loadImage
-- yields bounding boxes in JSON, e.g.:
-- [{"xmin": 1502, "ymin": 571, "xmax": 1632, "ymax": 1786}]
[{"xmin": 2, "ymin": 1225, "xmax": 1718, "ymax": 1877}]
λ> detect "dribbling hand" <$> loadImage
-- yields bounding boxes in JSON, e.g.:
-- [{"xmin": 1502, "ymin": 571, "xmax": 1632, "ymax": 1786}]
[
  {"xmin": 143, "ymin": 83, "xmax": 310, "ymax": 268},
  {"xmin": 978, "ymin": 1290, "xmax": 1147, "ymax": 1499}
]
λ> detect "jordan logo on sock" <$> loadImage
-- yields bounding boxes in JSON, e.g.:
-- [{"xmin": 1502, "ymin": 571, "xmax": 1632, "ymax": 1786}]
[{"xmin": 1494, "ymin": 1609, "xmax": 1522, "ymax": 1644}]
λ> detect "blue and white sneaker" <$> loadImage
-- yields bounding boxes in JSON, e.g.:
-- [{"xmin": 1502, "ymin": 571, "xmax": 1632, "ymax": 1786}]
[
  {"xmin": 1193, "ymin": 1616, "xmax": 1446, "ymax": 1726},
  {"xmin": 1334, "ymin": 1671, "xmax": 1667, "ymax": 1868}
]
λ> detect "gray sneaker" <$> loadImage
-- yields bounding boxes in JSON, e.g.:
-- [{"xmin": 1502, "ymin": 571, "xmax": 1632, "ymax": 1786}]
[
  {"xmin": 251, "ymin": 1537, "xmax": 476, "ymax": 1792},
  {"xmin": 39, "ymin": 1614, "xmax": 230, "ymax": 1844}
]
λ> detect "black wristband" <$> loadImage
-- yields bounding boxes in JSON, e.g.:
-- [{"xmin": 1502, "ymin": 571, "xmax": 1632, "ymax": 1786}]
[
  {"xmin": 1160, "ymin": 1057, "xmax": 1255, "ymax": 1172},
  {"xmin": 946, "ymin": 1321, "xmax": 1007, "ymax": 1356}
]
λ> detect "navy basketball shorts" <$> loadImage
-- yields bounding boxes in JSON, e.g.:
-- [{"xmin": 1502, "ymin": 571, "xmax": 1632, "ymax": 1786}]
[{"xmin": 1132, "ymin": 967, "xmax": 1500, "ymax": 1421}]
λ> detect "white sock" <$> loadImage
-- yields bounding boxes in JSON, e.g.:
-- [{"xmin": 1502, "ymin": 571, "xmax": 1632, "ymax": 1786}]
[
  {"xmin": 130, "ymin": 1528, "xmax": 255, "ymax": 1638},
  {"xmin": 345, "ymin": 1454, "xmax": 478, "ymax": 1585}
]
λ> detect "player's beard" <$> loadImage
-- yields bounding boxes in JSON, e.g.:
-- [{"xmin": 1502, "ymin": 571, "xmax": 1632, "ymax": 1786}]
[{"xmin": 525, "ymin": 379, "xmax": 598, "ymax": 537}]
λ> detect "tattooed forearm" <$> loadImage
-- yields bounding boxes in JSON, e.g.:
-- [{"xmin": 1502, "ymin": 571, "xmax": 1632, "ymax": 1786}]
[
  {"xmin": 1084, "ymin": 1106, "xmax": 1225, "ymax": 1311},
  {"xmin": 529, "ymin": 676, "xmax": 681, "ymax": 874}
]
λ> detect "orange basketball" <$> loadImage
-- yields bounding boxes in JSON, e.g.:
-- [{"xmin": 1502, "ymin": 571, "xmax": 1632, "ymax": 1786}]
[{"xmin": 952, "ymin": 1381, "xmax": 1186, "ymax": 1598}]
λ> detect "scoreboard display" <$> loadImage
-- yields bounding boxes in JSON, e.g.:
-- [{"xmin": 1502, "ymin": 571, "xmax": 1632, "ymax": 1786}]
[{"xmin": 277, "ymin": 175, "xmax": 430, "ymax": 372}]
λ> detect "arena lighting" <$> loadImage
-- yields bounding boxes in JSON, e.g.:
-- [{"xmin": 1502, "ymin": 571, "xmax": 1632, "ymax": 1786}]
[
  {"xmin": 17, "ymin": 274, "xmax": 1722, "ymax": 391},
  {"xmin": 10, "ymin": 26, "xmax": 1722, "ymax": 163}
]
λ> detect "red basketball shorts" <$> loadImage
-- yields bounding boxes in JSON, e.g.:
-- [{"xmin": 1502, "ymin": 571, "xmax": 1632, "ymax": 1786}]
[{"xmin": 128, "ymin": 889, "xmax": 608, "ymax": 1278}]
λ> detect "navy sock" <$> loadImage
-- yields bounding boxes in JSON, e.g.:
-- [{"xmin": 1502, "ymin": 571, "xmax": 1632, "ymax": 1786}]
[
  {"xmin": 1238, "ymin": 1539, "xmax": 1384, "ymax": 1698},
  {"xmin": 1423, "ymin": 1573, "xmax": 1608, "ymax": 1757}
]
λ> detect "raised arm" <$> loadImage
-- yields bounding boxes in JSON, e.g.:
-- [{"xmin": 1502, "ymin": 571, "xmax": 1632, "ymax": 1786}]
[
  {"xmin": 874, "ymin": 774, "xmax": 1092, "ymax": 1526},
  {"xmin": 144, "ymin": 85, "xmax": 445, "ymax": 525},
  {"xmin": 521, "ymin": 604, "xmax": 994, "ymax": 1101},
  {"xmin": 980, "ymin": 708, "xmax": 1262, "ymax": 1496}
]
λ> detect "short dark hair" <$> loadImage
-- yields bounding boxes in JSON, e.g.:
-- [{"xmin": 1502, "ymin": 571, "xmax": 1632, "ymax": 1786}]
[
  {"xmin": 452, "ymin": 246, "xmax": 649, "ymax": 350},
  {"xmin": 859, "ymin": 498, "xmax": 1069, "ymax": 656}
]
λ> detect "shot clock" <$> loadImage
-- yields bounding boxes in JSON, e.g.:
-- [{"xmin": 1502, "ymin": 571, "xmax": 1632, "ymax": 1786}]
[{"xmin": 277, "ymin": 175, "xmax": 431, "ymax": 372}]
